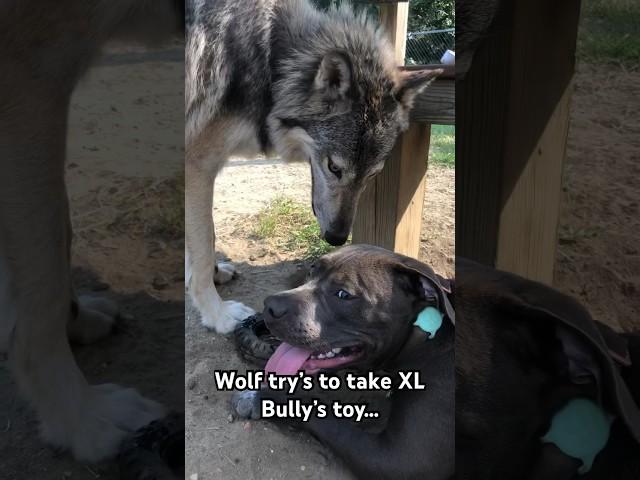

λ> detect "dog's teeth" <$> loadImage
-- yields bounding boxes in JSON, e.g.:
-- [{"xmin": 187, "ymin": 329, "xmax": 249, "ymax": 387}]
[
  {"xmin": 332, "ymin": 347, "xmax": 342, "ymax": 354},
  {"xmin": 317, "ymin": 353, "xmax": 326, "ymax": 359},
  {"xmin": 326, "ymin": 351, "xmax": 335, "ymax": 358}
]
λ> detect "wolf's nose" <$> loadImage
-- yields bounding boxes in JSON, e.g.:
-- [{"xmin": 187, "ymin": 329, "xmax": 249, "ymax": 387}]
[
  {"xmin": 264, "ymin": 295, "xmax": 288, "ymax": 319},
  {"xmin": 323, "ymin": 230, "xmax": 348, "ymax": 246}
]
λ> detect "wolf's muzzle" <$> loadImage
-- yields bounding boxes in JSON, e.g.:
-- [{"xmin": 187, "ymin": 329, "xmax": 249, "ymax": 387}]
[{"xmin": 323, "ymin": 230, "xmax": 349, "ymax": 246}]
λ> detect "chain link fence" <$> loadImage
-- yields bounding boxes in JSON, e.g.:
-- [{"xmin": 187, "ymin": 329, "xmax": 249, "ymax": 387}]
[
  {"xmin": 310, "ymin": 0, "xmax": 455, "ymax": 66},
  {"xmin": 405, "ymin": 28, "xmax": 455, "ymax": 65}
]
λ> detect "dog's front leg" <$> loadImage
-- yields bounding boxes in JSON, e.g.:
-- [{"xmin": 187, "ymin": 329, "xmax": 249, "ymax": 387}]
[
  {"xmin": 0, "ymin": 95, "xmax": 164, "ymax": 462},
  {"xmin": 185, "ymin": 160, "xmax": 254, "ymax": 333}
]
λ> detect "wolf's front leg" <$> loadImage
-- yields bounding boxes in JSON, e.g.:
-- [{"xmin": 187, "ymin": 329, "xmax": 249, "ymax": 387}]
[
  {"xmin": 1, "ymin": 101, "xmax": 164, "ymax": 461},
  {"xmin": 185, "ymin": 161, "xmax": 254, "ymax": 333}
]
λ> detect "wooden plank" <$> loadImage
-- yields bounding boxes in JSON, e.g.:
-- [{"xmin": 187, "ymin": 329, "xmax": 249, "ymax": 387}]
[
  {"xmin": 404, "ymin": 65, "xmax": 455, "ymax": 125},
  {"xmin": 379, "ymin": 2, "xmax": 409, "ymax": 65},
  {"xmin": 494, "ymin": 0, "xmax": 580, "ymax": 283},
  {"xmin": 411, "ymin": 78, "xmax": 454, "ymax": 124},
  {"xmin": 457, "ymin": 0, "xmax": 580, "ymax": 284},
  {"xmin": 456, "ymin": 2, "xmax": 513, "ymax": 266},
  {"xmin": 496, "ymin": 83, "xmax": 573, "ymax": 281},
  {"xmin": 353, "ymin": 123, "xmax": 432, "ymax": 256},
  {"xmin": 352, "ymin": 2, "xmax": 431, "ymax": 257}
]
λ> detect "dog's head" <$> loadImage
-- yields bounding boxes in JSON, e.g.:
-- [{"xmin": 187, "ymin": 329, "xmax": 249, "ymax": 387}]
[
  {"xmin": 267, "ymin": 5, "xmax": 440, "ymax": 245},
  {"xmin": 262, "ymin": 245, "xmax": 451, "ymax": 374}
]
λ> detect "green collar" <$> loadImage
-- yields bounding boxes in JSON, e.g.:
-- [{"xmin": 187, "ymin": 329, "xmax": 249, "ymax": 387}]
[{"xmin": 414, "ymin": 306, "xmax": 443, "ymax": 339}]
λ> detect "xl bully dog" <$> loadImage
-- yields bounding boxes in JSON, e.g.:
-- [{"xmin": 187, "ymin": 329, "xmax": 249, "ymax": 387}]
[
  {"xmin": 233, "ymin": 246, "xmax": 640, "ymax": 479},
  {"xmin": 233, "ymin": 245, "xmax": 456, "ymax": 479},
  {"xmin": 0, "ymin": 1, "xmax": 183, "ymax": 462},
  {"xmin": 185, "ymin": 0, "xmax": 441, "ymax": 334}
]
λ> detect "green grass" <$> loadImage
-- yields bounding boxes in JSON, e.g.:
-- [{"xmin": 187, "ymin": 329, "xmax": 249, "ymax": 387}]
[
  {"xmin": 429, "ymin": 124, "xmax": 455, "ymax": 167},
  {"xmin": 578, "ymin": 0, "xmax": 640, "ymax": 66},
  {"xmin": 253, "ymin": 196, "xmax": 337, "ymax": 260},
  {"xmin": 252, "ymin": 126, "xmax": 454, "ymax": 257}
]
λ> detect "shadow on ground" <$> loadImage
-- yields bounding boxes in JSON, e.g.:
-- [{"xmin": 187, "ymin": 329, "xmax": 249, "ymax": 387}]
[
  {"xmin": 185, "ymin": 255, "xmax": 356, "ymax": 480},
  {"xmin": 0, "ymin": 268, "xmax": 184, "ymax": 480}
]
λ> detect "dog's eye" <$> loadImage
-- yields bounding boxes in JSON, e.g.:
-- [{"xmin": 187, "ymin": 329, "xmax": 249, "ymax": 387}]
[
  {"xmin": 327, "ymin": 156, "xmax": 342, "ymax": 179},
  {"xmin": 335, "ymin": 289, "xmax": 352, "ymax": 299}
]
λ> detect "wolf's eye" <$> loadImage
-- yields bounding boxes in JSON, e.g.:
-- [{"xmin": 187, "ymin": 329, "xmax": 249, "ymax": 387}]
[
  {"xmin": 327, "ymin": 156, "xmax": 342, "ymax": 179},
  {"xmin": 336, "ymin": 289, "xmax": 352, "ymax": 299}
]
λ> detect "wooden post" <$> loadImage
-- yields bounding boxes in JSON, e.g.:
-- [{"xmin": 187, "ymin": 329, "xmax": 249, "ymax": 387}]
[
  {"xmin": 352, "ymin": 2, "xmax": 432, "ymax": 259},
  {"xmin": 457, "ymin": 0, "xmax": 580, "ymax": 284}
]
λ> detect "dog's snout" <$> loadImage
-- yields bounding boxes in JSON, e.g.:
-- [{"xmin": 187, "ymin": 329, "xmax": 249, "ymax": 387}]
[
  {"xmin": 323, "ymin": 230, "xmax": 349, "ymax": 246},
  {"xmin": 264, "ymin": 295, "xmax": 289, "ymax": 319}
]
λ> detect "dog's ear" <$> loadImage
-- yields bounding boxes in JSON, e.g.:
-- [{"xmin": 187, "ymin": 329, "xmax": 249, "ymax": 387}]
[
  {"xmin": 393, "ymin": 257, "xmax": 455, "ymax": 325},
  {"xmin": 314, "ymin": 51, "xmax": 353, "ymax": 107},
  {"xmin": 394, "ymin": 68, "xmax": 442, "ymax": 111}
]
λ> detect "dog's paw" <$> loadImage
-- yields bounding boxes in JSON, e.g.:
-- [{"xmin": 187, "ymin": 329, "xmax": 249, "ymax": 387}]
[
  {"xmin": 68, "ymin": 295, "xmax": 119, "ymax": 344},
  {"xmin": 201, "ymin": 300, "xmax": 255, "ymax": 334},
  {"xmin": 231, "ymin": 390, "xmax": 262, "ymax": 420},
  {"xmin": 214, "ymin": 262, "xmax": 236, "ymax": 285},
  {"xmin": 40, "ymin": 384, "xmax": 166, "ymax": 463}
]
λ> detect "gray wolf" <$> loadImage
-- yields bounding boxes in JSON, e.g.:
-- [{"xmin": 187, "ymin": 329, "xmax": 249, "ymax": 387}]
[
  {"xmin": 185, "ymin": 0, "xmax": 441, "ymax": 333},
  {"xmin": 0, "ymin": 1, "xmax": 183, "ymax": 462},
  {"xmin": 233, "ymin": 245, "xmax": 455, "ymax": 479}
]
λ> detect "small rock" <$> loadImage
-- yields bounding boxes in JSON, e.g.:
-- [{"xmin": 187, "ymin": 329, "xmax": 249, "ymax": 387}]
[
  {"xmin": 190, "ymin": 474, "xmax": 198, "ymax": 480},
  {"xmin": 249, "ymin": 255, "xmax": 256, "ymax": 261},
  {"xmin": 152, "ymin": 275, "xmax": 169, "ymax": 290},
  {"xmin": 227, "ymin": 414, "xmax": 234, "ymax": 423},
  {"xmin": 187, "ymin": 377, "xmax": 197, "ymax": 390},
  {"xmin": 301, "ymin": 465, "xmax": 306, "ymax": 471}
]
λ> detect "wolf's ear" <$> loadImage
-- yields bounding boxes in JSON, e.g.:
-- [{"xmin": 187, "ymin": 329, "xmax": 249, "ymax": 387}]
[
  {"xmin": 394, "ymin": 68, "xmax": 442, "ymax": 110},
  {"xmin": 314, "ymin": 52, "xmax": 353, "ymax": 105}
]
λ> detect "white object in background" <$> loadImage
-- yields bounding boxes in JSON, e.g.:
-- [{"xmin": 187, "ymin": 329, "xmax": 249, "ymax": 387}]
[{"xmin": 441, "ymin": 50, "xmax": 455, "ymax": 65}]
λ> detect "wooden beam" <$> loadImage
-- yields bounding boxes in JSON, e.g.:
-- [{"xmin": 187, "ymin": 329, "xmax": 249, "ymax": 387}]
[
  {"xmin": 457, "ymin": 0, "xmax": 580, "ymax": 284},
  {"xmin": 403, "ymin": 65, "xmax": 455, "ymax": 125},
  {"xmin": 352, "ymin": 2, "xmax": 432, "ymax": 258},
  {"xmin": 353, "ymin": 124, "xmax": 431, "ymax": 256},
  {"xmin": 410, "ymin": 78, "xmax": 454, "ymax": 124},
  {"xmin": 379, "ymin": 2, "xmax": 409, "ymax": 65}
]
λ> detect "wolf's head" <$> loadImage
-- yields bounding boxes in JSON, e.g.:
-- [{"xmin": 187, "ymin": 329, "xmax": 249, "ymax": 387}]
[
  {"xmin": 267, "ymin": 2, "xmax": 440, "ymax": 246},
  {"xmin": 268, "ymin": 2, "xmax": 440, "ymax": 245}
]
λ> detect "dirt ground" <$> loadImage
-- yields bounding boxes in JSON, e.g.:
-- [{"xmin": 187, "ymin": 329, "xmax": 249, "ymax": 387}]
[
  {"xmin": 554, "ymin": 63, "xmax": 640, "ymax": 333},
  {"xmin": 0, "ymin": 44, "xmax": 184, "ymax": 479},
  {"xmin": 186, "ymin": 61, "xmax": 639, "ymax": 479},
  {"xmin": 0, "ymin": 34, "xmax": 635, "ymax": 480},
  {"xmin": 184, "ymin": 156, "xmax": 454, "ymax": 479}
]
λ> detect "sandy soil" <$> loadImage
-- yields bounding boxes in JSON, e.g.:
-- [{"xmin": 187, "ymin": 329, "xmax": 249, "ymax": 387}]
[
  {"xmin": 0, "ymin": 44, "xmax": 184, "ymax": 479},
  {"xmin": 185, "ymin": 155, "xmax": 454, "ymax": 480},
  {"xmin": 554, "ymin": 63, "xmax": 640, "ymax": 333}
]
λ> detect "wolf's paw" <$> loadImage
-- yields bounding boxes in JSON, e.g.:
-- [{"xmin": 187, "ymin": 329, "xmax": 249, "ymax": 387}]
[
  {"xmin": 214, "ymin": 262, "xmax": 236, "ymax": 285},
  {"xmin": 201, "ymin": 301, "xmax": 255, "ymax": 334},
  {"xmin": 68, "ymin": 296, "xmax": 119, "ymax": 344},
  {"xmin": 231, "ymin": 390, "xmax": 262, "ymax": 420},
  {"xmin": 40, "ymin": 384, "xmax": 166, "ymax": 463}
]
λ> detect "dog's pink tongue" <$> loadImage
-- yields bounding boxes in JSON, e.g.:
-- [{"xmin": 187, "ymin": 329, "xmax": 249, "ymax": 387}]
[{"xmin": 265, "ymin": 343, "xmax": 312, "ymax": 375}]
